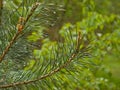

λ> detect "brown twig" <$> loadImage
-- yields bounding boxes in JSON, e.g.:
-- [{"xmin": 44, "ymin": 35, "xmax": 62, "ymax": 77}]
[
  {"xmin": 24, "ymin": 2, "xmax": 40, "ymax": 25},
  {"xmin": 0, "ymin": 32, "xmax": 21, "ymax": 63},
  {"xmin": 0, "ymin": 32, "xmax": 82, "ymax": 88},
  {"xmin": 0, "ymin": 2, "xmax": 40, "ymax": 63}
]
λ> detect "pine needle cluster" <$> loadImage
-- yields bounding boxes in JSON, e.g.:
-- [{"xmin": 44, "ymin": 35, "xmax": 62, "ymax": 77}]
[{"xmin": 0, "ymin": 0, "xmax": 90, "ymax": 89}]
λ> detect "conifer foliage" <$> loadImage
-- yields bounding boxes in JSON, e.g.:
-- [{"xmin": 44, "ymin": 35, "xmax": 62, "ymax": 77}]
[{"xmin": 0, "ymin": 0, "xmax": 90, "ymax": 89}]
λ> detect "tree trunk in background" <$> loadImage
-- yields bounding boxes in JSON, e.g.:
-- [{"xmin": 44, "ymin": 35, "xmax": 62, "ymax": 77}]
[{"xmin": 0, "ymin": 0, "xmax": 3, "ymax": 25}]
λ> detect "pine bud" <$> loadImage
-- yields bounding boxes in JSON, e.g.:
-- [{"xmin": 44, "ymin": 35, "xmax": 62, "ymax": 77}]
[{"xmin": 17, "ymin": 24, "xmax": 23, "ymax": 32}]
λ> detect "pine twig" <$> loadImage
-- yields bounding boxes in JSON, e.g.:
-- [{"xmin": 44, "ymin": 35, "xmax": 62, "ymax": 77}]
[
  {"xmin": 0, "ymin": 2, "xmax": 40, "ymax": 63},
  {"xmin": 0, "ymin": 32, "xmax": 21, "ymax": 63},
  {"xmin": 0, "ymin": 32, "xmax": 82, "ymax": 88}
]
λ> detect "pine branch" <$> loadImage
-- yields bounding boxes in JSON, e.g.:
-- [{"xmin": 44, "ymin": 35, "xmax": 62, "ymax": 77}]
[
  {"xmin": 0, "ymin": 1, "xmax": 90, "ymax": 89},
  {"xmin": 0, "ymin": 32, "xmax": 20, "ymax": 63},
  {"xmin": 0, "ymin": 32, "xmax": 82, "ymax": 89},
  {"xmin": 0, "ymin": 2, "xmax": 40, "ymax": 63}
]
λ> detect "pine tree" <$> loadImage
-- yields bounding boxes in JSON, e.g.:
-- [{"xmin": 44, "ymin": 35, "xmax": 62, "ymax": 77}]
[{"xmin": 0, "ymin": 0, "xmax": 90, "ymax": 89}]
